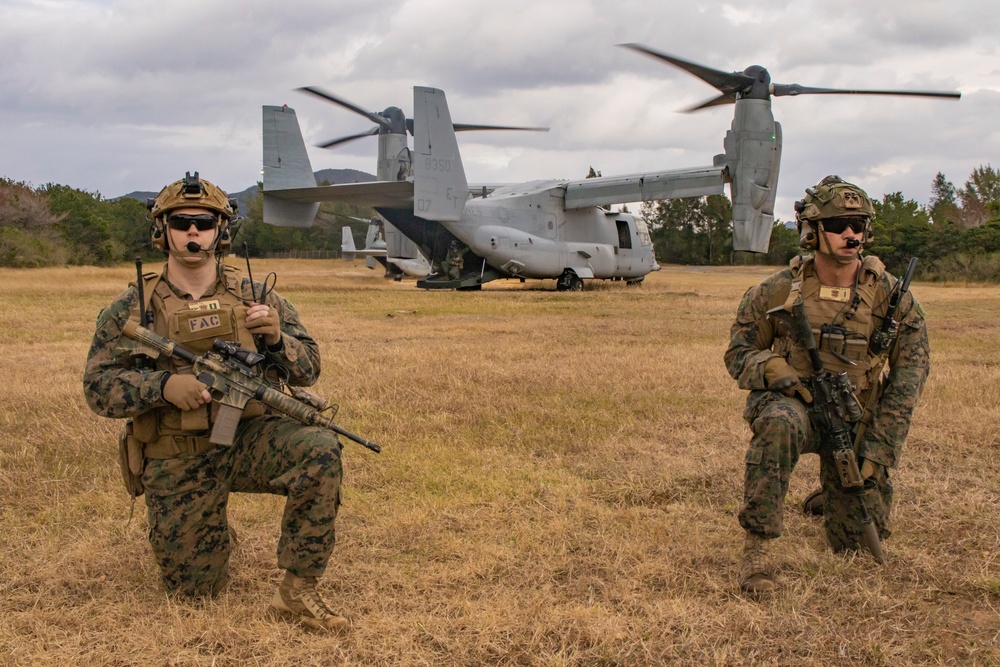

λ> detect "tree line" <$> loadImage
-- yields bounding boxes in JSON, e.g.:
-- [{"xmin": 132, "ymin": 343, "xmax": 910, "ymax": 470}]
[
  {"xmin": 2, "ymin": 166, "xmax": 999, "ymax": 282},
  {"xmin": 0, "ymin": 178, "xmax": 374, "ymax": 268},
  {"xmin": 641, "ymin": 165, "xmax": 1000, "ymax": 281}
]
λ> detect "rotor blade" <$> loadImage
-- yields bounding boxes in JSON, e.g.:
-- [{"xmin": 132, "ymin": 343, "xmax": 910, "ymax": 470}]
[
  {"xmin": 316, "ymin": 127, "xmax": 380, "ymax": 149},
  {"xmin": 619, "ymin": 43, "xmax": 754, "ymax": 95},
  {"xmin": 772, "ymin": 83, "xmax": 961, "ymax": 100},
  {"xmin": 682, "ymin": 93, "xmax": 739, "ymax": 112},
  {"xmin": 402, "ymin": 117, "xmax": 548, "ymax": 135},
  {"xmin": 297, "ymin": 86, "xmax": 392, "ymax": 129},
  {"xmin": 453, "ymin": 123, "xmax": 550, "ymax": 133}
]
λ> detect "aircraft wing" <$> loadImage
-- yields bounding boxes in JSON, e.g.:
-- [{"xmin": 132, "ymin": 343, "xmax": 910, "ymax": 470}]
[
  {"xmin": 264, "ymin": 181, "xmax": 415, "ymax": 208},
  {"xmin": 468, "ymin": 183, "xmax": 515, "ymax": 198},
  {"xmin": 563, "ymin": 165, "xmax": 727, "ymax": 209}
]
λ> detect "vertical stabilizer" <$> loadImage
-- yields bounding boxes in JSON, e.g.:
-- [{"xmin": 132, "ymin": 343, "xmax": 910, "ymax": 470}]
[
  {"xmin": 412, "ymin": 87, "xmax": 469, "ymax": 222},
  {"xmin": 341, "ymin": 227, "xmax": 357, "ymax": 261},
  {"xmin": 262, "ymin": 105, "xmax": 321, "ymax": 227}
]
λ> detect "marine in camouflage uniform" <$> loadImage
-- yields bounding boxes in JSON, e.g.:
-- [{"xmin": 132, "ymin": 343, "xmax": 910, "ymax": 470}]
[
  {"xmin": 724, "ymin": 176, "xmax": 930, "ymax": 597},
  {"xmin": 83, "ymin": 173, "xmax": 349, "ymax": 632}
]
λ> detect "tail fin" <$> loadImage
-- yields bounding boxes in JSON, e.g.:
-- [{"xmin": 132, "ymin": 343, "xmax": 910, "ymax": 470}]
[
  {"xmin": 411, "ymin": 87, "xmax": 469, "ymax": 222},
  {"xmin": 341, "ymin": 226, "xmax": 357, "ymax": 261},
  {"xmin": 262, "ymin": 105, "xmax": 321, "ymax": 227},
  {"xmin": 364, "ymin": 219, "xmax": 380, "ymax": 269}
]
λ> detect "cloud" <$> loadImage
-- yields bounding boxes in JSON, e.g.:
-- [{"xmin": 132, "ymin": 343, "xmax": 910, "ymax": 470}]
[{"xmin": 0, "ymin": 0, "xmax": 996, "ymax": 220}]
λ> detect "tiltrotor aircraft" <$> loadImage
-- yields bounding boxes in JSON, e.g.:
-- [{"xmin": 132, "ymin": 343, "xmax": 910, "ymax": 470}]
[
  {"xmin": 300, "ymin": 85, "xmax": 545, "ymax": 283},
  {"xmin": 341, "ymin": 217, "xmax": 432, "ymax": 279},
  {"xmin": 262, "ymin": 45, "xmax": 959, "ymax": 290}
]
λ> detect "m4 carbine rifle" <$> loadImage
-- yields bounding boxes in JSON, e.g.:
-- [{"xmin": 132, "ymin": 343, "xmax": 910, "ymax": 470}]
[
  {"xmin": 768, "ymin": 300, "xmax": 885, "ymax": 564},
  {"xmin": 122, "ymin": 320, "xmax": 381, "ymax": 453}
]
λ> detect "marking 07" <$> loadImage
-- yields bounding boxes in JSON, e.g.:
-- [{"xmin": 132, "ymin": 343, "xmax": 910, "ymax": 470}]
[
  {"xmin": 424, "ymin": 157, "xmax": 451, "ymax": 172},
  {"xmin": 416, "ymin": 199, "xmax": 431, "ymax": 212}
]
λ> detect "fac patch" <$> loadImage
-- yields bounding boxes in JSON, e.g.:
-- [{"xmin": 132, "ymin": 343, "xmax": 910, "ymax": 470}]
[
  {"xmin": 187, "ymin": 313, "xmax": 222, "ymax": 333},
  {"xmin": 819, "ymin": 285, "xmax": 852, "ymax": 302},
  {"xmin": 173, "ymin": 307, "xmax": 234, "ymax": 343}
]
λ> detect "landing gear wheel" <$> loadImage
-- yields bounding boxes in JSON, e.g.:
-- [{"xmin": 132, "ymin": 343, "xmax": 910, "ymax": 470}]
[{"xmin": 556, "ymin": 270, "xmax": 583, "ymax": 292}]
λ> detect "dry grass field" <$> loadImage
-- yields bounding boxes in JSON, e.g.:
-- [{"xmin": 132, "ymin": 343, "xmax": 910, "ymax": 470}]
[{"xmin": 1, "ymin": 259, "xmax": 998, "ymax": 666}]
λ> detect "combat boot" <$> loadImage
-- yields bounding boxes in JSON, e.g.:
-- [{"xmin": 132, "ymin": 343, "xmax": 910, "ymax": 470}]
[
  {"xmin": 739, "ymin": 531, "xmax": 776, "ymax": 599},
  {"xmin": 802, "ymin": 489, "xmax": 825, "ymax": 516},
  {"xmin": 269, "ymin": 571, "xmax": 350, "ymax": 634}
]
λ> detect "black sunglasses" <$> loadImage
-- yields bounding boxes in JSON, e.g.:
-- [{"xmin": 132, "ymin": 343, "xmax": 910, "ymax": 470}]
[
  {"xmin": 167, "ymin": 213, "xmax": 217, "ymax": 232},
  {"xmin": 822, "ymin": 217, "xmax": 867, "ymax": 235}
]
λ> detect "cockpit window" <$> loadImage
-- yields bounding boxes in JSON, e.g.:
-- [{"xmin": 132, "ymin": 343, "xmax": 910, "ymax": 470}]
[{"xmin": 635, "ymin": 220, "xmax": 652, "ymax": 247}]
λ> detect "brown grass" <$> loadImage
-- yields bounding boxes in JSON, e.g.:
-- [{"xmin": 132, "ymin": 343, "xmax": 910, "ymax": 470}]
[{"xmin": 1, "ymin": 260, "xmax": 998, "ymax": 666}]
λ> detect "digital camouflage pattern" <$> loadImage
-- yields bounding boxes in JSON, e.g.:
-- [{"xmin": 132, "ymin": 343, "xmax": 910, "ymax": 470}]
[
  {"xmin": 143, "ymin": 416, "xmax": 341, "ymax": 596},
  {"xmin": 725, "ymin": 256, "xmax": 929, "ymax": 549},
  {"xmin": 83, "ymin": 266, "xmax": 340, "ymax": 596}
]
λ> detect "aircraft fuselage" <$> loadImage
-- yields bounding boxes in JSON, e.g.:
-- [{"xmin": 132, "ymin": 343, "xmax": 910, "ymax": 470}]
[{"xmin": 379, "ymin": 179, "xmax": 656, "ymax": 286}]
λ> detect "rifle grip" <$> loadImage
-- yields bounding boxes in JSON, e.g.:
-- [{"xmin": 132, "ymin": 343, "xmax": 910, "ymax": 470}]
[
  {"xmin": 833, "ymin": 449, "xmax": 865, "ymax": 490},
  {"xmin": 210, "ymin": 404, "xmax": 243, "ymax": 446}
]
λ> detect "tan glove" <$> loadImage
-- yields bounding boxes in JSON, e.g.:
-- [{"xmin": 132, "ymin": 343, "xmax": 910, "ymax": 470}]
[
  {"xmin": 163, "ymin": 374, "xmax": 211, "ymax": 411},
  {"xmin": 245, "ymin": 303, "xmax": 281, "ymax": 346},
  {"xmin": 764, "ymin": 358, "xmax": 813, "ymax": 403}
]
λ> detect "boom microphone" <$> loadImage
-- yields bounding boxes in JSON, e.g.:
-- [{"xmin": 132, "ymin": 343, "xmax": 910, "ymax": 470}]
[
  {"xmin": 187, "ymin": 241, "xmax": 204, "ymax": 253},
  {"xmin": 846, "ymin": 238, "xmax": 861, "ymax": 248}
]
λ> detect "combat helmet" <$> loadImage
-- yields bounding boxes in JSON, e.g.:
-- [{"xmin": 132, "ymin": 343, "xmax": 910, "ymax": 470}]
[
  {"xmin": 147, "ymin": 172, "xmax": 239, "ymax": 254},
  {"xmin": 793, "ymin": 175, "xmax": 874, "ymax": 251}
]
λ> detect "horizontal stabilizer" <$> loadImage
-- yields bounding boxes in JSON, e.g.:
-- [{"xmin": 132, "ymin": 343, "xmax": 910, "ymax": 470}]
[
  {"xmin": 265, "ymin": 180, "xmax": 415, "ymax": 208},
  {"xmin": 564, "ymin": 165, "xmax": 726, "ymax": 209}
]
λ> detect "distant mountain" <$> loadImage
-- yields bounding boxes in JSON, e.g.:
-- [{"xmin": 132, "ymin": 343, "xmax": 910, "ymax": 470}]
[
  {"xmin": 119, "ymin": 168, "xmax": 376, "ymax": 215},
  {"xmin": 120, "ymin": 190, "xmax": 158, "ymax": 203}
]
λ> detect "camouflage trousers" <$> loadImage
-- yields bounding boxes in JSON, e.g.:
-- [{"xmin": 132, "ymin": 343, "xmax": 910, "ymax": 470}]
[
  {"xmin": 738, "ymin": 391, "xmax": 893, "ymax": 552},
  {"xmin": 141, "ymin": 414, "xmax": 343, "ymax": 596}
]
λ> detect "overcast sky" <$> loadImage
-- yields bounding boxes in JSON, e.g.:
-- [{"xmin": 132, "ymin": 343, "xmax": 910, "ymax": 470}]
[{"xmin": 2, "ymin": 0, "xmax": 997, "ymax": 221}]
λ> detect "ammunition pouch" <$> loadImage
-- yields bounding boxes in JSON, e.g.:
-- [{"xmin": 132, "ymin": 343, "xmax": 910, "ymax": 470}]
[
  {"xmin": 118, "ymin": 422, "xmax": 145, "ymax": 498},
  {"xmin": 131, "ymin": 399, "xmax": 266, "ymax": 460},
  {"xmin": 143, "ymin": 433, "xmax": 219, "ymax": 459}
]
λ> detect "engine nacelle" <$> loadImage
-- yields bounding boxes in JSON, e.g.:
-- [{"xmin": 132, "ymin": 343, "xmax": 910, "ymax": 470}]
[{"xmin": 716, "ymin": 98, "xmax": 782, "ymax": 253}]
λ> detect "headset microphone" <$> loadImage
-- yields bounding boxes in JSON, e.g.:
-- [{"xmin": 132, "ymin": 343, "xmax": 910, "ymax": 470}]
[
  {"xmin": 846, "ymin": 238, "xmax": 861, "ymax": 248},
  {"xmin": 187, "ymin": 241, "xmax": 204, "ymax": 253}
]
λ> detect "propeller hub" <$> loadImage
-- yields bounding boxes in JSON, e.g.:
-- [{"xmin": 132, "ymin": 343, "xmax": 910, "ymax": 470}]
[
  {"xmin": 739, "ymin": 65, "xmax": 772, "ymax": 101},
  {"xmin": 380, "ymin": 107, "xmax": 407, "ymax": 135}
]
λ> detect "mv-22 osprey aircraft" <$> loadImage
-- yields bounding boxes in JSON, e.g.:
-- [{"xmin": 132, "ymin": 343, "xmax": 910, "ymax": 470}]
[
  {"xmin": 262, "ymin": 45, "xmax": 959, "ymax": 290},
  {"xmin": 340, "ymin": 216, "xmax": 432, "ymax": 279}
]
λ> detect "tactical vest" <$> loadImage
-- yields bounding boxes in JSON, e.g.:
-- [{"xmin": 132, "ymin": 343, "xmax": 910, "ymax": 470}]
[
  {"xmin": 129, "ymin": 265, "xmax": 263, "ymax": 457},
  {"xmin": 770, "ymin": 255, "xmax": 891, "ymax": 406}
]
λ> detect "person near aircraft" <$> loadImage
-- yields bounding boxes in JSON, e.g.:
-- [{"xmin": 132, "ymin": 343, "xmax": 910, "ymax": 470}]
[
  {"xmin": 724, "ymin": 176, "xmax": 929, "ymax": 597},
  {"xmin": 444, "ymin": 241, "xmax": 466, "ymax": 280},
  {"xmin": 83, "ymin": 172, "xmax": 350, "ymax": 633}
]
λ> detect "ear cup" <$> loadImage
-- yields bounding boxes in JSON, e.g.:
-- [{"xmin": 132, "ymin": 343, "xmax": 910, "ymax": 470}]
[
  {"xmin": 799, "ymin": 226, "xmax": 817, "ymax": 251},
  {"xmin": 150, "ymin": 220, "xmax": 166, "ymax": 252}
]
